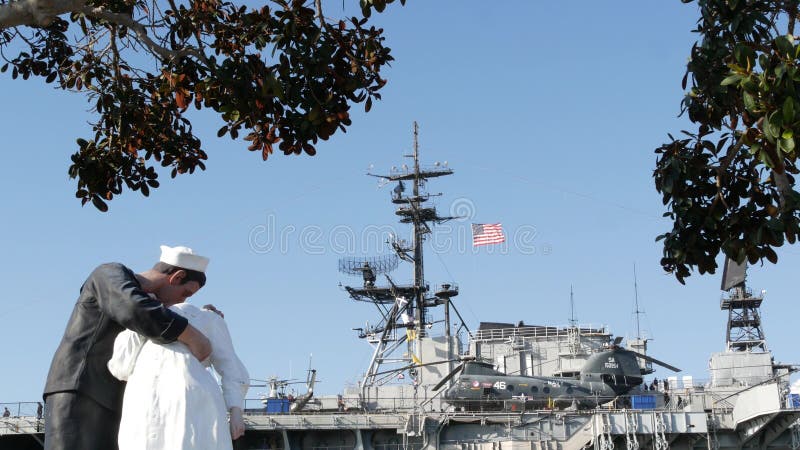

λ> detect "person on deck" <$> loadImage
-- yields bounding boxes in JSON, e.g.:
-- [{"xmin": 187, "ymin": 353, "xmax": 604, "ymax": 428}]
[{"xmin": 42, "ymin": 245, "xmax": 212, "ymax": 450}]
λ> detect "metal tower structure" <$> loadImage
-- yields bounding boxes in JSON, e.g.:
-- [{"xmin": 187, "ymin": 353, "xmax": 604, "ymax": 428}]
[
  {"xmin": 339, "ymin": 122, "xmax": 461, "ymax": 393},
  {"xmin": 628, "ymin": 264, "xmax": 653, "ymax": 374},
  {"xmin": 719, "ymin": 257, "xmax": 767, "ymax": 352}
]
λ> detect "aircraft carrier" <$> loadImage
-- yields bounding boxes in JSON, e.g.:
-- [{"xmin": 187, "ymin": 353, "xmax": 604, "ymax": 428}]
[{"xmin": 2, "ymin": 124, "xmax": 799, "ymax": 450}]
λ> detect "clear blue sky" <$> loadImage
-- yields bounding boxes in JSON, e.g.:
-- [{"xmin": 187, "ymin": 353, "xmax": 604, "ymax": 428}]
[{"xmin": 1, "ymin": 1, "xmax": 798, "ymax": 405}]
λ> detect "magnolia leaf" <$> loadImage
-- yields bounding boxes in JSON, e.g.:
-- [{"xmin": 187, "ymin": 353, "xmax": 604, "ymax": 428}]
[
  {"xmin": 783, "ymin": 96, "xmax": 795, "ymax": 123},
  {"xmin": 91, "ymin": 196, "xmax": 109, "ymax": 212},
  {"xmin": 721, "ymin": 74, "xmax": 743, "ymax": 86}
]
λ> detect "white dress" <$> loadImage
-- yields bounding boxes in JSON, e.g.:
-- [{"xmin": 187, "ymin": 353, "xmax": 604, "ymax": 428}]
[{"xmin": 108, "ymin": 303, "xmax": 250, "ymax": 450}]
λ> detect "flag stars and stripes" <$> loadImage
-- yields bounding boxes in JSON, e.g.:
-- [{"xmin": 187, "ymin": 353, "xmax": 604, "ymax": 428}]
[{"xmin": 472, "ymin": 223, "xmax": 505, "ymax": 246}]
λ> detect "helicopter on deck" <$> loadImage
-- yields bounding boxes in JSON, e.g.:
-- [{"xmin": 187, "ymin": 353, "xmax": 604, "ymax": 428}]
[
  {"xmin": 434, "ymin": 345, "xmax": 679, "ymax": 410},
  {"xmin": 251, "ymin": 360, "xmax": 318, "ymax": 413}
]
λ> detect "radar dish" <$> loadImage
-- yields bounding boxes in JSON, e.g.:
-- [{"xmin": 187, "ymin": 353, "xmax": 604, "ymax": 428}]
[{"xmin": 338, "ymin": 255, "xmax": 399, "ymax": 277}]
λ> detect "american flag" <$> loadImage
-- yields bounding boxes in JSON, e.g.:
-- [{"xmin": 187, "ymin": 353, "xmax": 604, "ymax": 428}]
[{"xmin": 472, "ymin": 223, "xmax": 505, "ymax": 246}]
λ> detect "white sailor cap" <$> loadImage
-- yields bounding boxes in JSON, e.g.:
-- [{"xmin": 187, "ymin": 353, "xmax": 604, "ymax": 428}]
[{"xmin": 159, "ymin": 245, "xmax": 209, "ymax": 273}]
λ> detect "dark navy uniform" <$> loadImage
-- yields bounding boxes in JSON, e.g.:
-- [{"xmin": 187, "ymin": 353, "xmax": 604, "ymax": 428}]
[{"xmin": 43, "ymin": 263, "xmax": 189, "ymax": 450}]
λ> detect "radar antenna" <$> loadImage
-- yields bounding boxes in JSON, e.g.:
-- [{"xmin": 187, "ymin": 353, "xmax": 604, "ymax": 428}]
[
  {"xmin": 627, "ymin": 264, "xmax": 654, "ymax": 374},
  {"xmin": 569, "ymin": 285, "xmax": 577, "ymax": 327},
  {"xmin": 566, "ymin": 285, "xmax": 582, "ymax": 356},
  {"xmin": 633, "ymin": 264, "xmax": 644, "ymax": 341},
  {"xmin": 338, "ymin": 256, "xmax": 399, "ymax": 288}
]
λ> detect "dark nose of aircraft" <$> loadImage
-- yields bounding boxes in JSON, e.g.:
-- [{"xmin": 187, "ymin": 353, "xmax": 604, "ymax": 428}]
[{"xmin": 443, "ymin": 386, "xmax": 455, "ymax": 399}]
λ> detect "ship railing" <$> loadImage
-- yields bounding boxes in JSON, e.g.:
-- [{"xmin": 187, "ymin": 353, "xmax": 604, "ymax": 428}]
[
  {"xmin": 640, "ymin": 376, "xmax": 783, "ymax": 393},
  {"xmin": 471, "ymin": 324, "xmax": 609, "ymax": 342},
  {"xmin": 0, "ymin": 401, "xmax": 41, "ymax": 419},
  {"xmin": 0, "ymin": 402, "xmax": 44, "ymax": 435},
  {"xmin": 720, "ymin": 286, "xmax": 755, "ymax": 300},
  {"xmin": 244, "ymin": 392, "xmax": 720, "ymax": 416},
  {"xmin": 244, "ymin": 396, "xmax": 436, "ymax": 415},
  {"xmin": 0, "ymin": 402, "xmax": 42, "ymax": 433},
  {"xmin": 243, "ymin": 381, "xmax": 772, "ymax": 416}
]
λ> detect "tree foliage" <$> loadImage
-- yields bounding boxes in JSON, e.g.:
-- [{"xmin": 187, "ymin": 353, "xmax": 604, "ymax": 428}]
[
  {"xmin": 655, "ymin": 0, "xmax": 800, "ymax": 283},
  {"xmin": 0, "ymin": 0, "xmax": 402, "ymax": 210}
]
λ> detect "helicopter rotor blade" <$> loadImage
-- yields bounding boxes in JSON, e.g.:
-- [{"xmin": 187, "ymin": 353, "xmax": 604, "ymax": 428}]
[
  {"xmin": 628, "ymin": 350, "xmax": 681, "ymax": 372},
  {"xmin": 370, "ymin": 358, "xmax": 462, "ymax": 377},
  {"xmin": 612, "ymin": 336, "xmax": 624, "ymax": 346},
  {"xmin": 432, "ymin": 363, "xmax": 465, "ymax": 391}
]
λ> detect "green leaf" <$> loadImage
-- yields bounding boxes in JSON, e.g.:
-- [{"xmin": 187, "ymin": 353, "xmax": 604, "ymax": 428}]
[
  {"xmin": 784, "ymin": 97, "xmax": 795, "ymax": 123},
  {"xmin": 763, "ymin": 115, "xmax": 778, "ymax": 141},
  {"xmin": 781, "ymin": 136, "xmax": 795, "ymax": 153},
  {"xmin": 769, "ymin": 110, "xmax": 783, "ymax": 127},
  {"xmin": 776, "ymin": 35, "xmax": 794, "ymax": 56},
  {"xmin": 741, "ymin": 77, "xmax": 758, "ymax": 93},
  {"xmin": 733, "ymin": 43, "xmax": 755, "ymax": 69},
  {"xmin": 776, "ymin": 64, "xmax": 786, "ymax": 80},
  {"xmin": 721, "ymin": 74, "xmax": 743, "ymax": 86},
  {"xmin": 743, "ymin": 91, "xmax": 757, "ymax": 112},
  {"xmin": 765, "ymin": 111, "xmax": 783, "ymax": 142}
]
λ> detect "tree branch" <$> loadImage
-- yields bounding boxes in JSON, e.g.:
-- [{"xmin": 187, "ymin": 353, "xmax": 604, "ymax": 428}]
[
  {"xmin": 773, "ymin": 169, "xmax": 792, "ymax": 208},
  {"xmin": 788, "ymin": 0, "xmax": 798, "ymax": 36},
  {"xmin": 0, "ymin": 0, "xmax": 204, "ymax": 66},
  {"xmin": 0, "ymin": 0, "xmax": 84, "ymax": 29},
  {"xmin": 314, "ymin": 0, "xmax": 324, "ymax": 28},
  {"xmin": 718, "ymin": 128, "xmax": 747, "ymax": 173},
  {"xmin": 77, "ymin": 6, "xmax": 178, "ymax": 61},
  {"xmin": 76, "ymin": 6, "xmax": 210, "ymax": 68}
]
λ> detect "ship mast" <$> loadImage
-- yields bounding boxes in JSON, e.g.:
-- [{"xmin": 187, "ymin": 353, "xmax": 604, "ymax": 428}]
[
  {"xmin": 411, "ymin": 123, "xmax": 426, "ymax": 332},
  {"xmin": 340, "ymin": 122, "xmax": 458, "ymax": 395},
  {"xmin": 633, "ymin": 265, "xmax": 643, "ymax": 340}
]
